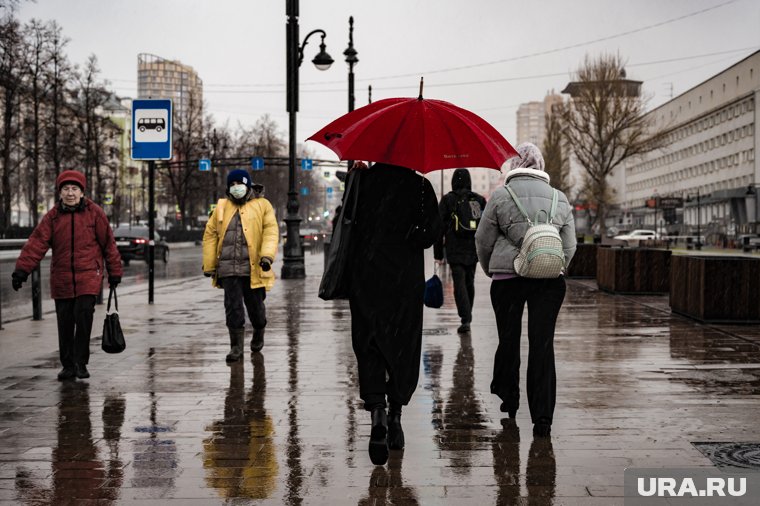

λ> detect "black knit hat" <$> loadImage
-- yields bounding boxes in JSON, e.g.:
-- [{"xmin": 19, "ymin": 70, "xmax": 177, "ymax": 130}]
[{"xmin": 227, "ymin": 169, "xmax": 252, "ymax": 188}]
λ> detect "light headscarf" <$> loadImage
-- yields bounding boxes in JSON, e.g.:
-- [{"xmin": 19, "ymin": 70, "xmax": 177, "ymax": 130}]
[{"xmin": 508, "ymin": 142, "xmax": 545, "ymax": 172}]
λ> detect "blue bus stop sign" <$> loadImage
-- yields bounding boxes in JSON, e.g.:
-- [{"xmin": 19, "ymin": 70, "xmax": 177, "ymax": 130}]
[
  {"xmin": 199, "ymin": 159, "xmax": 211, "ymax": 171},
  {"xmin": 300, "ymin": 187, "xmax": 309, "ymax": 196},
  {"xmin": 251, "ymin": 157, "xmax": 264, "ymax": 171},
  {"xmin": 131, "ymin": 99, "xmax": 172, "ymax": 160},
  {"xmin": 326, "ymin": 187, "xmax": 333, "ymax": 194},
  {"xmin": 301, "ymin": 158, "xmax": 313, "ymax": 171}
]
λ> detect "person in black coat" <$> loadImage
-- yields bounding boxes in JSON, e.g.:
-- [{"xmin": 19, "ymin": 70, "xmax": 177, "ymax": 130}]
[
  {"xmin": 347, "ymin": 162, "xmax": 442, "ymax": 466},
  {"xmin": 434, "ymin": 169, "xmax": 487, "ymax": 333}
]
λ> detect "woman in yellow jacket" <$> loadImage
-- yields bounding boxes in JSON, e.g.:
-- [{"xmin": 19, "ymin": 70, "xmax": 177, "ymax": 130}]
[{"xmin": 203, "ymin": 169, "xmax": 279, "ymax": 361}]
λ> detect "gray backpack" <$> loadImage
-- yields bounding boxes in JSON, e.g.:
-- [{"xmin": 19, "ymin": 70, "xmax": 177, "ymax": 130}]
[{"xmin": 505, "ymin": 185, "xmax": 565, "ymax": 278}]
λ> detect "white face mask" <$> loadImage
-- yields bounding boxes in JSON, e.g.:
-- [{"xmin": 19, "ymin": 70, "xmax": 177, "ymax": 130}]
[{"xmin": 229, "ymin": 184, "xmax": 248, "ymax": 199}]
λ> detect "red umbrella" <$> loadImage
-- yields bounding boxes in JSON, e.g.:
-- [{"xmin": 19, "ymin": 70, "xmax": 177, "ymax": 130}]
[{"xmin": 307, "ymin": 84, "xmax": 518, "ymax": 173}]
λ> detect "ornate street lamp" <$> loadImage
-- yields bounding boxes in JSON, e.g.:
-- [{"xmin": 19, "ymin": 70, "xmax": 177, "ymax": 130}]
[
  {"xmin": 344, "ymin": 16, "xmax": 358, "ymax": 113},
  {"xmin": 344, "ymin": 16, "xmax": 358, "ymax": 171},
  {"xmin": 284, "ymin": 0, "xmax": 333, "ymax": 279}
]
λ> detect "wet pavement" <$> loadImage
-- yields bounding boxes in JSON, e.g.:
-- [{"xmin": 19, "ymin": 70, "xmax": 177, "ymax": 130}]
[{"xmin": 1, "ymin": 250, "xmax": 760, "ymax": 504}]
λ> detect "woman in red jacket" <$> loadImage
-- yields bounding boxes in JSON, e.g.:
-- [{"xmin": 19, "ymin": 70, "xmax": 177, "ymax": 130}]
[{"xmin": 11, "ymin": 170, "xmax": 123, "ymax": 381}]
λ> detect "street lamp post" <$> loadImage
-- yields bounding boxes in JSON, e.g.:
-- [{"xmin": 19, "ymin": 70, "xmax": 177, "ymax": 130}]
[
  {"xmin": 344, "ymin": 16, "xmax": 358, "ymax": 113},
  {"xmin": 686, "ymin": 189, "xmax": 702, "ymax": 250},
  {"xmin": 284, "ymin": 0, "xmax": 334, "ymax": 279},
  {"xmin": 344, "ymin": 16, "xmax": 358, "ymax": 172},
  {"xmin": 210, "ymin": 128, "xmax": 219, "ymax": 202}
]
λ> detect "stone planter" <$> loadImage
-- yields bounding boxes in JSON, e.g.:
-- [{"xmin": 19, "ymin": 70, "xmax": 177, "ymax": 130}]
[
  {"xmin": 566, "ymin": 243, "xmax": 597, "ymax": 278},
  {"xmin": 596, "ymin": 247, "xmax": 671, "ymax": 294},
  {"xmin": 670, "ymin": 255, "xmax": 760, "ymax": 323}
]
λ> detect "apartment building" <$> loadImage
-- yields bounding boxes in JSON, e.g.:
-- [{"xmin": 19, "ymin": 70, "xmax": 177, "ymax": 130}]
[{"xmin": 137, "ymin": 53, "xmax": 203, "ymax": 122}]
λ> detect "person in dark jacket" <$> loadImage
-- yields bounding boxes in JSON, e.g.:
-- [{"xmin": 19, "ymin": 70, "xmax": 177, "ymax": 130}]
[
  {"xmin": 347, "ymin": 162, "xmax": 442, "ymax": 466},
  {"xmin": 434, "ymin": 169, "xmax": 487, "ymax": 334},
  {"xmin": 475, "ymin": 143, "xmax": 576, "ymax": 438},
  {"xmin": 12, "ymin": 170, "xmax": 123, "ymax": 381}
]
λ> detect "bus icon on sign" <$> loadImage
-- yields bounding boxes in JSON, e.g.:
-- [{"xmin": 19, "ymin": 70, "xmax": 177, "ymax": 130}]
[{"xmin": 138, "ymin": 118, "xmax": 165, "ymax": 132}]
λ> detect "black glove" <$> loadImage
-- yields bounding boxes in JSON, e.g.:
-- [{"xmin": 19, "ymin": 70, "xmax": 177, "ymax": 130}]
[
  {"xmin": 203, "ymin": 271, "xmax": 214, "ymax": 278},
  {"xmin": 11, "ymin": 270, "xmax": 28, "ymax": 291},
  {"xmin": 259, "ymin": 257, "xmax": 272, "ymax": 272},
  {"xmin": 108, "ymin": 275, "xmax": 121, "ymax": 289}
]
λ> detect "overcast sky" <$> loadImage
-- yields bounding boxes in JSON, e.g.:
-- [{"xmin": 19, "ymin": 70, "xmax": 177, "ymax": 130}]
[{"xmin": 14, "ymin": 0, "xmax": 760, "ymax": 160}]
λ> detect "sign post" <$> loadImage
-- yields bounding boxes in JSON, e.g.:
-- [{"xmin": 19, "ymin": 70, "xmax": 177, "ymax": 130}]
[{"xmin": 131, "ymin": 99, "xmax": 172, "ymax": 304}]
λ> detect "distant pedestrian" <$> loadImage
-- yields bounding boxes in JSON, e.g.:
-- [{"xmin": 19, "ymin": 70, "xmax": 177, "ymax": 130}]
[
  {"xmin": 346, "ymin": 162, "xmax": 442, "ymax": 465},
  {"xmin": 434, "ymin": 168, "xmax": 486, "ymax": 333},
  {"xmin": 202, "ymin": 169, "xmax": 278, "ymax": 361},
  {"xmin": 12, "ymin": 170, "xmax": 123, "ymax": 381},
  {"xmin": 475, "ymin": 143, "xmax": 576, "ymax": 437}
]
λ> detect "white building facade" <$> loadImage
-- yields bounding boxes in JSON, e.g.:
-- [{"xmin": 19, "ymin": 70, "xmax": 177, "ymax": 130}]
[{"xmin": 618, "ymin": 51, "xmax": 759, "ymax": 239}]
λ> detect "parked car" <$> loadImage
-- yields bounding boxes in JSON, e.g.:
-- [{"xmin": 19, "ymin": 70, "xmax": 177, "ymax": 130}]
[
  {"xmin": 281, "ymin": 227, "xmax": 328, "ymax": 249},
  {"xmin": 606, "ymin": 226, "xmax": 629, "ymax": 238},
  {"xmin": 113, "ymin": 226, "xmax": 170, "ymax": 265},
  {"xmin": 612, "ymin": 229, "xmax": 660, "ymax": 246}
]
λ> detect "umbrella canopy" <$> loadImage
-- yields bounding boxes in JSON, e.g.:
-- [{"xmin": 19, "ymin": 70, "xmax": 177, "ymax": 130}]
[{"xmin": 307, "ymin": 95, "xmax": 518, "ymax": 173}]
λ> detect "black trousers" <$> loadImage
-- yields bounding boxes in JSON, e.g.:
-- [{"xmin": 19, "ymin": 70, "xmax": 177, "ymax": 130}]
[
  {"xmin": 490, "ymin": 276, "xmax": 566, "ymax": 424},
  {"xmin": 349, "ymin": 297, "xmax": 421, "ymax": 411},
  {"xmin": 220, "ymin": 277, "xmax": 267, "ymax": 330},
  {"xmin": 54, "ymin": 295, "xmax": 97, "ymax": 368},
  {"xmin": 450, "ymin": 263, "xmax": 476, "ymax": 324}
]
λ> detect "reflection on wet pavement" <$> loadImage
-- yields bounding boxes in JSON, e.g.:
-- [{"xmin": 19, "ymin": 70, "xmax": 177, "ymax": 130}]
[
  {"xmin": 1, "ymin": 252, "xmax": 760, "ymax": 503},
  {"xmin": 203, "ymin": 356, "xmax": 277, "ymax": 499}
]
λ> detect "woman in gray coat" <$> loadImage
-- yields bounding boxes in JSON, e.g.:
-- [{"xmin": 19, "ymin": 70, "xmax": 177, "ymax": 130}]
[{"xmin": 475, "ymin": 143, "xmax": 576, "ymax": 437}]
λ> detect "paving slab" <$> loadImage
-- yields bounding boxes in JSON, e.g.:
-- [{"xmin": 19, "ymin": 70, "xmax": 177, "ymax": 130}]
[{"xmin": 0, "ymin": 249, "xmax": 759, "ymax": 504}]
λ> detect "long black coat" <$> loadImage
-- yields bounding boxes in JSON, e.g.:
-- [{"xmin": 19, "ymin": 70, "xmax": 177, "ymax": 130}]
[
  {"xmin": 433, "ymin": 169, "xmax": 487, "ymax": 265},
  {"xmin": 348, "ymin": 163, "xmax": 442, "ymax": 405}
]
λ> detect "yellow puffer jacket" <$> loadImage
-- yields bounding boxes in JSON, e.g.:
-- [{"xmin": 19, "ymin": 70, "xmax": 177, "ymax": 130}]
[{"xmin": 202, "ymin": 197, "xmax": 279, "ymax": 290}]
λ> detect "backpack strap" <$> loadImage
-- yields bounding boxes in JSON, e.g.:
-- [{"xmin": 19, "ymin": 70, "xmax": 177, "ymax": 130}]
[
  {"xmin": 505, "ymin": 185, "xmax": 532, "ymax": 224},
  {"xmin": 548, "ymin": 189, "xmax": 558, "ymax": 222},
  {"xmin": 507, "ymin": 185, "xmax": 559, "ymax": 225}
]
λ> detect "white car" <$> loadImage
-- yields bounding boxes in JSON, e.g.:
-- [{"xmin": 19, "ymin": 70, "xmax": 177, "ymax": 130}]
[{"xmin": 612, "ymin": 229, "xmax": 659, "ymax": 246}]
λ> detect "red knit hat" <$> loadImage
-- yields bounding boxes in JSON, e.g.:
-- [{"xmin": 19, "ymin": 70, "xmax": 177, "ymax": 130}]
[{"xmin": 56, "ymin": 170, "xmax": 86, "ymax": 192}]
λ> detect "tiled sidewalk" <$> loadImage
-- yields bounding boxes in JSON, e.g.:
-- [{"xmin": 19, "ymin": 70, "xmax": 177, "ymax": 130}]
[{"xmin": 1, "ymin": 251, "xmax": 759, "ymax": 504}]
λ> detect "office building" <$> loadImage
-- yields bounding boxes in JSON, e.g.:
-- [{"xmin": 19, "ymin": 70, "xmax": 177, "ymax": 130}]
[{"xmin": 618, "ymin": 50, "xmax": 759, "ymax": 237}]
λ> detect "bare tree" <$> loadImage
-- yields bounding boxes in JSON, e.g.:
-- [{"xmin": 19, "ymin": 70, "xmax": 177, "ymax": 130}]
[
  {"xmin": 72, "ymin": 54, "xmax": 110, "ymax": 202},
  {"xmin": 234, "ymin": 114, "xmax": 287, "ymax": 216},
  {"xmin": 561, "ymin": 54, "xmax": 666, "ymax": 233},
  {"xmin": 43, "ymin": 20, "xmax": 75, "ymax": 180},
  {"xmin": 21, "ymin": 18, "xmax": 54, "ymax": 225},
  {"xmin": 0, "ymin": 13, "xmax": 23, "ymax": 231},
  {"xmin": 164, "ymin": 89, "xmax": 205, "ymax": 226},
  {"xmin": 542, "ymin": 106, "xmax": 571, "ymax": 196}
]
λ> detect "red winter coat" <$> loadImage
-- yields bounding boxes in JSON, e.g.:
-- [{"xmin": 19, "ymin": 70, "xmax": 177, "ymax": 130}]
[{"xmin": 15, "ymin": 199, "xmax": 123, "ymax": 299}]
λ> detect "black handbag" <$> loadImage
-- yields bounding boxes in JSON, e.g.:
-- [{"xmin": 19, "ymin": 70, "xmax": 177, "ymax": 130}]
[
  {"xmin": 319, "ymin": 170, "xmax": 361, "ymax": 300},
  {"xmin": 101, "ymin": 287, "xmax": 126, "ymax": 353}
]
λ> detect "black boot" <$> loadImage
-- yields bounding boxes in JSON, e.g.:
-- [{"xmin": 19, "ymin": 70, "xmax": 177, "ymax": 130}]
[
  {"xmin": 368, "ymin": 406, "xmax": 388, "ymax": 465},
  {"xmin": 74, "ymin": 363, "xmax": 90, "ymax": 379},
  {"xmin": 226, "ymin": 328, "xmax": 244, "ymax": 362},
  {"xmin": 250, "ymin": 327, "xmax": 265, "ymax": 353},
  {"xmin": 388, "ymin": 403, "xmax": 405, "ymax": 450},
  {"xmin": 533, "ymin": 418, "xmax": 552, "ymax": 437},
  {"xmin": 500, "ymin": 402, "xmax": 517, "ymax": 419},
  {"xmin": 57, "ymin": 367, "xmax": 75, "ymax": 381}
]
